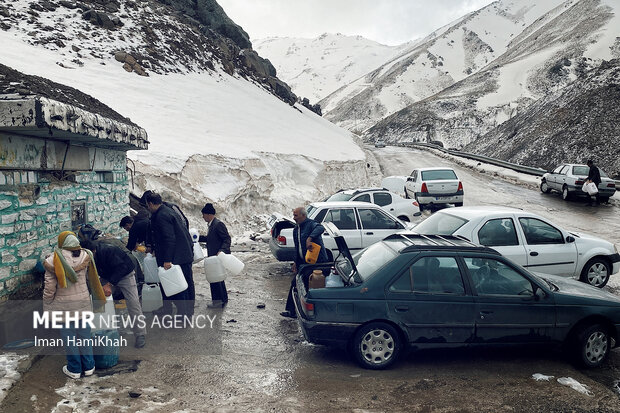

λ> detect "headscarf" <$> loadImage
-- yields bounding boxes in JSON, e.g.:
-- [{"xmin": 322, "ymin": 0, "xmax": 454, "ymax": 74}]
[{"xmin": 51, "ymin": 231, "xmax": 106, "ymax": 309}]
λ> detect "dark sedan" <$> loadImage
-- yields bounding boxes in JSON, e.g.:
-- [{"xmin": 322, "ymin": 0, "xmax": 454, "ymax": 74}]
[{"xmin": 293, "ymin": 224, "xmax": 620, "ymax": 369}]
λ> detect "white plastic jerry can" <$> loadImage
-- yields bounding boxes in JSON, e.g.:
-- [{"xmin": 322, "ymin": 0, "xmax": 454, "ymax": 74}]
[
  {"xmin": 143, "ymin": 253, "xmax": 159, "ymax": 283},
  {"xmin": 158, "ymin": 265, "xmax": 188, "ymax": 296},
  {"xmin": 141, "ymin": 283, "xmax": 163, "ymax": 312},
  {"xmin": 204, "ymin": 256, "xmax": 226, "ymax": 283},
  {"xmin": 93, "ymin": 295, "xmax": 116, "ymax": 332},
  {"xmin": 217, "ymin": 252, "xmax": 244, "ymax": 276}
]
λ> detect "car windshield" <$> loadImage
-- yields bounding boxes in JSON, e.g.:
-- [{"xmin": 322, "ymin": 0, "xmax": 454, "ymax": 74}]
[
  {"xmin": 414, "ymin": 212, "xmax": 469, "ymax": 235},
  {"xmin": 350, "ymin": 242, "xmax": 397, "ymax": 282},
  {"xmin": 324, "ymin": 192, "xmax": 354, "ymax": 202},
  {"xmin": 421, "ymin": 170, "xmax": 457, "ymax": 180}
]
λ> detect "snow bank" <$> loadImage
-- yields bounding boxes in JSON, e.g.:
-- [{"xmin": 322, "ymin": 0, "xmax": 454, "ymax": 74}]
[{"xmin": 0, "ymin": 353, "xmax": 28, "ymax": 403}]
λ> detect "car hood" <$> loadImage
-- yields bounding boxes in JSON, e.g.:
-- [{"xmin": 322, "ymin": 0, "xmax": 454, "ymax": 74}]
[
  {"xmin": 535, "ymin": 273, "xmax": 620, "ymax": 303},
  {"xmin": 569, "ymin": 231, "xmax": 614, "ymax": 251}
]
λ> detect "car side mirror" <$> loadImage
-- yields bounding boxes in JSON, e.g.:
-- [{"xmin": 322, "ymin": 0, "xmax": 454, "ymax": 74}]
[
  {"xmin": 566, "ymin": 236, "xmax": 575, "ymax": 243},
  {"xmin": 407, "ymin": 177, "xmax": 413, "ymax": 182}
]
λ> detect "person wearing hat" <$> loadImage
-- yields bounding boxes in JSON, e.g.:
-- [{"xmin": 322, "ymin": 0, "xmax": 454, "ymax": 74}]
[
  {"xmin": 198, "ymin": 203, "xmax": 231, "ymax": 308},
  {"xmin": 43, "ymin": 231, "xmax": 107, "ymax": 379}
]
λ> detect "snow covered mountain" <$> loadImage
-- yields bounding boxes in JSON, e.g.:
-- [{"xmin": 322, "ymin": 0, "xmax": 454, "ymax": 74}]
[
  {"xmin": 254, "ymin": 33, "xmax": 413, "ymax": 103},
  {"xmin": 0, "ymin": 0, "xmax": 376, "ymax": 233},
  {"xmin": 324, "ymin": 0, "xmax": 619, "ymax": 140}
]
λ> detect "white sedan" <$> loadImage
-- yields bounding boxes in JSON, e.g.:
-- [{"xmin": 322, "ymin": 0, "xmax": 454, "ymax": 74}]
[
  {"xmin": 323, "ymin": 188, "xmax": 421, "ymax": 222},
  {"xmin": 268, "ymin": 201, "xmax": 412, "ymax": 262},
  {"xmin": 413, "ymin": 206, "xmax": 620, "ymax": 288}
]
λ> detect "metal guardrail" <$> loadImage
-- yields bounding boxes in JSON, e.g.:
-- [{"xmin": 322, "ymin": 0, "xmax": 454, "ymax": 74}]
[{"xmin": 402, "ymin": 142, "xmax": 620, "ymax": 190}]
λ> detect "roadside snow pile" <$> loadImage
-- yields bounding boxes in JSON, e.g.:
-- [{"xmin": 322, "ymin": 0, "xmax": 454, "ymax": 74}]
[
  {"xmin": 557, "ymin": 377, "xmax": 593, "ymax": 396},
  {"xmin": 0, "ymin": 353, "xmax": 28, "ymax": 403},
  {"xmin": 532, "ymin": 373, "xmax": 554, "ymax": 381}
]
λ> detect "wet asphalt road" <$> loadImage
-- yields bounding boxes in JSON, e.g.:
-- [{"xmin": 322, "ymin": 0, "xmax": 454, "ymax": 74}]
[{"xmin": 2, "ymin": 146, "xmax": 620, "ymax": 412}]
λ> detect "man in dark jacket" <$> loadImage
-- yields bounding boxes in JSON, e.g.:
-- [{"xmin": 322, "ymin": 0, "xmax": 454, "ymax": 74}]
[
  {"xmin": 146, "ymin": 192, "xmax": 195, "ymax": 317},
  {"xmin": 82, "ymin": 239, "xmax": 146, "ymax": 348},
  {"xmin": 121, "ymin": 210, "xmax": 151, "ymax": 251},
  {"xmin": 198, "ymin": 203, "xmax": 231, "ymax": 308},
  {"xmin": 281, "ymin": 206, "xmax": 329, "ymax": 319},
  {"xmin": 141, "ymin": 190, "xmax": 189, "ymax": 229},
  {"xmin": 586, "ymin": 159, "xmax": 602, "ymax": 206}
]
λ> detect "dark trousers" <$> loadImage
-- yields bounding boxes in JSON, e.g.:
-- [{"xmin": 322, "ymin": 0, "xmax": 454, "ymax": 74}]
[
  {"xmin": 285, "ymin": 276, "xmax": 297, "ymax": 313},
  {"xmin": 161, "ymin": 262, "xmax": 195, "ymax": 316},
  {"xmin": 210, "ymin": 280, "xmax": 228, "ymax": 303}
]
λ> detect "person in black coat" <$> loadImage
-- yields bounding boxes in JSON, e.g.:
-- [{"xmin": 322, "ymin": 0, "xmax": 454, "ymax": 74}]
[
  {"xmin": 198, "ymin": 203, "xmax": 231, "ymax": 308},
  {"xmin": 121, "ymin": 210, "xmax": 151, "ymax": 251},
  {"xmin": 81, "ymin": 239, "xmax": 146, "ymax": 348},
  {"xmin": 586, "ymin": 159, "xmax": 602, "ymax": 206},
  {"xmin": 145, "ymin": 192, "xmax": 195, "ymax": 317}
]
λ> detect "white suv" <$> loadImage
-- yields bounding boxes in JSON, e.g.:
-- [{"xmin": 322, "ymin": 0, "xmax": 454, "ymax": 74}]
[
  {"xmin": 404, "ymin": 167, "xmax": 463, "ymax": 209},
  {"xmin": 323, "ymin": 188, "xmax": 421, "ymax": 222},
  {"xmin": 413, "ymin": 206, "xmax": 620, "ymax": 288}
]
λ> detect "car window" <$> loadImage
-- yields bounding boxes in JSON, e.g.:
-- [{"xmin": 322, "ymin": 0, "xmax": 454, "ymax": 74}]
[
  {"xmin": 358, "ymin": 208, "xmax": 402, "ymax": 230},
  {"xmin": 323, "ymin": 208, "xmax": 357, "ymax": 230},
  {"xmin": 325, "ymin": 192, "xmax": 354, "ymax": 202},
  {"xmin": 420, "ymin": 170, "xmax": 457, "ymax": 181},
  {"xmin": 464, "ymin": 257, "xmax": 533, "ymax": 296},
  {"xmin": 559, "ymin": 165, "xmax": 570, "ymax": 175},
  {"xmin": 572, "ymin": 166, "xmax": 589, "ymax": 176},
  {"xmin": 412, "ymin": 171, "xmax": 417, "ymax": 181},
  {"xmin": 396, "ymin": 256, "xmax": 464, "ymax": 294},
  {"xmin": 373, "ymin": 192, "xmax": 392, "ymax": 207},
  {"xmin": 312, "ymin": 208, "xmax": 328, "ymax": 223},
  {"xmin": 353, "ymin": 194, "xmax": 371, "ymax": 203},
  {"xmin": 518, "ymin": 217, "xmax": 563, "ymax": 245},
  {"xmin": 414, "ymin": 212, "xmax": 468, "ymax": 235},
  {"xmin": 353, "ymin": 242, "xmax": 398, "ymax": 282},
  {"xmin": 478, "ymin": 218, "xmax": 519, "ymax": 247},
  {"xmin": 552, "ymin": 165, "xmax": 564, "ymax": 173}
]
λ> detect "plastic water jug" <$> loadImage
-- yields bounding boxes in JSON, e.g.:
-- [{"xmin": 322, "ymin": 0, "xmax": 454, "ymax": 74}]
[
  {"xmin": 158, "ymin": 265, "xmax": 188, "ymax": 296},
  {"xmin": 204, "ymin": 256, "xmax": 226, "ymax": 283},
  {"xmin": 141, "ymin": 283, "xmax": 163, "ymax": 312},
  {"xmin": 92, "ymin": 329, "xmax": 119, "ymax": 369},
  {"xmin": 309, "ymin": 270, "xmax": 326, "ymax": 289},
  {"xmin": 143, "ymin": 253, "xmax": 159, "ymax": 283},
  {"xmin": 93, "ymin": 295, "xmax": 116, "ymax": 332},
  {"xmin": 305, "ymin": 242, "xmax": 321, "ymax": 264},
  {"xmin": 218, "ymin": 253, "xmax": 244, "ymax": 276},
  {"xmin": 326, "ymin": 274, "xmax": 344, "ymax": 288},
  {"xmin": 189, "ymin": 227, "xmax": 200, "ymax": 243},
  {"xmin": 193, "ymin": 242, "xmax": 204, "ymax": 263}
]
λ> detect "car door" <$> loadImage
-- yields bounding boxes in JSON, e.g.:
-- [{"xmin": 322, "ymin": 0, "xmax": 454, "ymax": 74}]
[
  {"xmin": 517, "ymin": 217, "xmax": 577, "ymax": 276},
  {"xmin": 472, "ymin": 217, "xmax": 528, "ymax": 267},
  {"xmin": 463, "ymin": 256, "xmax": 556, "ymax": 344},
  {"xmin": 405, "ymin": 170, "xmax": 418, "ymax": 198},
  {"xmin": 357, "ymin": 207, "xmax": 405, "ymax": 247},
  {"xmin": 386, "ymin": 255, "xmax": 475, "ymax": 344},
  {"xmin": 553, "ymin": 165, "xmax": 570, "ymax": 191},
  {"xmin": 319, "ymin": 207, "xmax": 363, "ymax": 252},
  {"xmin": 371, "ymin": 191, "xmax": 397, "ymax": 215},
  {"xmin": 547, "ymin": 165, "xmax": 564, "ymax": 190}
]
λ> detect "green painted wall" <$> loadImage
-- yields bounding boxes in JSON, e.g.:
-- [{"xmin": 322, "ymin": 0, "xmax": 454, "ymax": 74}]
[{"xmin": 0, "ymin": 170, "xmax": 129, "ymax": 298}]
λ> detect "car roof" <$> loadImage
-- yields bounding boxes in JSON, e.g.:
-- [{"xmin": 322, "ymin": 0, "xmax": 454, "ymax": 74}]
[
  {"xmin": 384, "ymin": 233, "xmax": 499, "ymax": 255},
  {"xmin": 310, "ymin": 201, "xmax": 385, "ymax": 208},
  {"xmin": 414, "ymin": 167, "xmax": 457, "ymax": 171},
  {"xmin": 432, "ymin": 206, "xmax": 533, "ymax": 220},
  {"xmin": 338, "ymin": 187, "xmax": 389, "ymax": 195}
]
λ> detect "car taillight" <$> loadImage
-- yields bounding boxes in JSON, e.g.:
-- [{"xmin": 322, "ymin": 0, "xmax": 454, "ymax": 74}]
[
  {"xmin": 301, "ymin": 298, "xmax": 314, "ymax": 316},
  {"xmin": 608, "ymin": 183, "xmax": 616, "ymax": 188},
  {"xmin": 575, "ymin": 180, "xmax": 584, "ymax": 185},
  {"xmin": 270, "ymin": 228, "xmax": 273, "ymax": 236},
  {"xmin": 421, "ymin": 182, "xmax": 428, "ymax": 193},
  {"xmin": 412, "ymin": 200, "xmax": 419, "ymax": 206},
  {"xmin": 457, "ymin": 181, "xmax": 463, "ymax": 191},
  {"xmin": 277, "ymin": 235, "xmax": 286, "ymax": 245}
]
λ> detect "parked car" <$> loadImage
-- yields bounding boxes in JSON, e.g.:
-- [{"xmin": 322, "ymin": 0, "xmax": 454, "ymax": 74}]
[
  {"xmin": 540, "ymin": 163, "xmax": 616, "ymax": 202},
  {"xmin": 404, "ymin": 167, "xmax": 463, "ymax": 209},
  {"xmin": 268, "ymin": 201, "xmax": 412, "ymax": 262},
  {"xmin": 293, "ymin": 224, "xmax": 620, "ymax": 369},
  {"xmin": 412, "ymin": 206, "xmax": 620, "ymax": 288},
  {"xmin": 323, "ymin": 188, "xmax": 421, "ymax": 222},
  {"xmin": 374, "ymin": 140, "xmax": 386, "ymax": 148}
]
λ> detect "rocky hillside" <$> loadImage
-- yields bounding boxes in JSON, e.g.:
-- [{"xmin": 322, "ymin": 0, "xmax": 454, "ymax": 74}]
[
  {"xmin": 0, "ymin": 0, "xmax": 297, "ymax": 104},
  {"xmin": 464, "ymin": 59, "xmax": 620, "ymax": 178},
  {"xmin": 254, "ymin": 33, "xmax": 413, "ymax": 103}
]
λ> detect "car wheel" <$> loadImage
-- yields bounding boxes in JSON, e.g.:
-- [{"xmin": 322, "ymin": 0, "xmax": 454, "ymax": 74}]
[
  {"xmin": 600, "ymin": 196, "xmax": 609, "ymax": 204},
  {"xmin": 580, "ymin": 257, "xmax": 610, "ymax": 288},
  {"xmin": 573, "ymin": 324, "xmax": 610, "ymax": 368},
  {"xmin": 561, "ymin": 185, "xmax": 571, "ymax": 200},
  {"xmin": 352, "ymin": 322, "xmax": 401, "ymax": 370},
  {"xmin": 326, "ymin": 249, "xmax": 334, "ymax": 262},
  {"xmin": 454, "ymin": 202, "xmax": 463, "ymax": 207},
  {"xmin": 540, "ymin": 180, "xmax": 551, "ymax": 194}
]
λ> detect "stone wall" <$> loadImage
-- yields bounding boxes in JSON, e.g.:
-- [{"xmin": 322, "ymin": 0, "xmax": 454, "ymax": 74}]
[{"xmin": 0, "ymin": 170, "xmax": 129, "ymax": 299}]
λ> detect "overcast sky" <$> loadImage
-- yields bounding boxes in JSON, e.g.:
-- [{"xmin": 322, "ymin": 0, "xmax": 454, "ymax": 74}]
[{"xmin": 218, "ymin": 0, "xmax": 494, "ymax": 46}]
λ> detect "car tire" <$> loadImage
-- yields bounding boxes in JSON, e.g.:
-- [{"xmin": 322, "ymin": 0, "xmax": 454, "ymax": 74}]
[
  {"xmin": 580, "ymin": 257, "xmax": 611, "ymax": 288},
  {"xmin": 562, "ymin": 185, "xmax": 571, "ymax": 201},
  {"xmin": 454, "ymin": 202, "xmax": 463, "ymax": 207},
  {"xmin": 351, "ymin": 322, "xmax": 401, "ymax": 370},
  {"xmin": 540, "ymin": 180, "xmax": 551, "ymax": 194},
  {"xmin": 600, "ymin": 196, "xmax": 609, "ymax": 204},
  {"xmin": 572, "ymin": 323, "xmax": 610, "ymax": 368}
]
